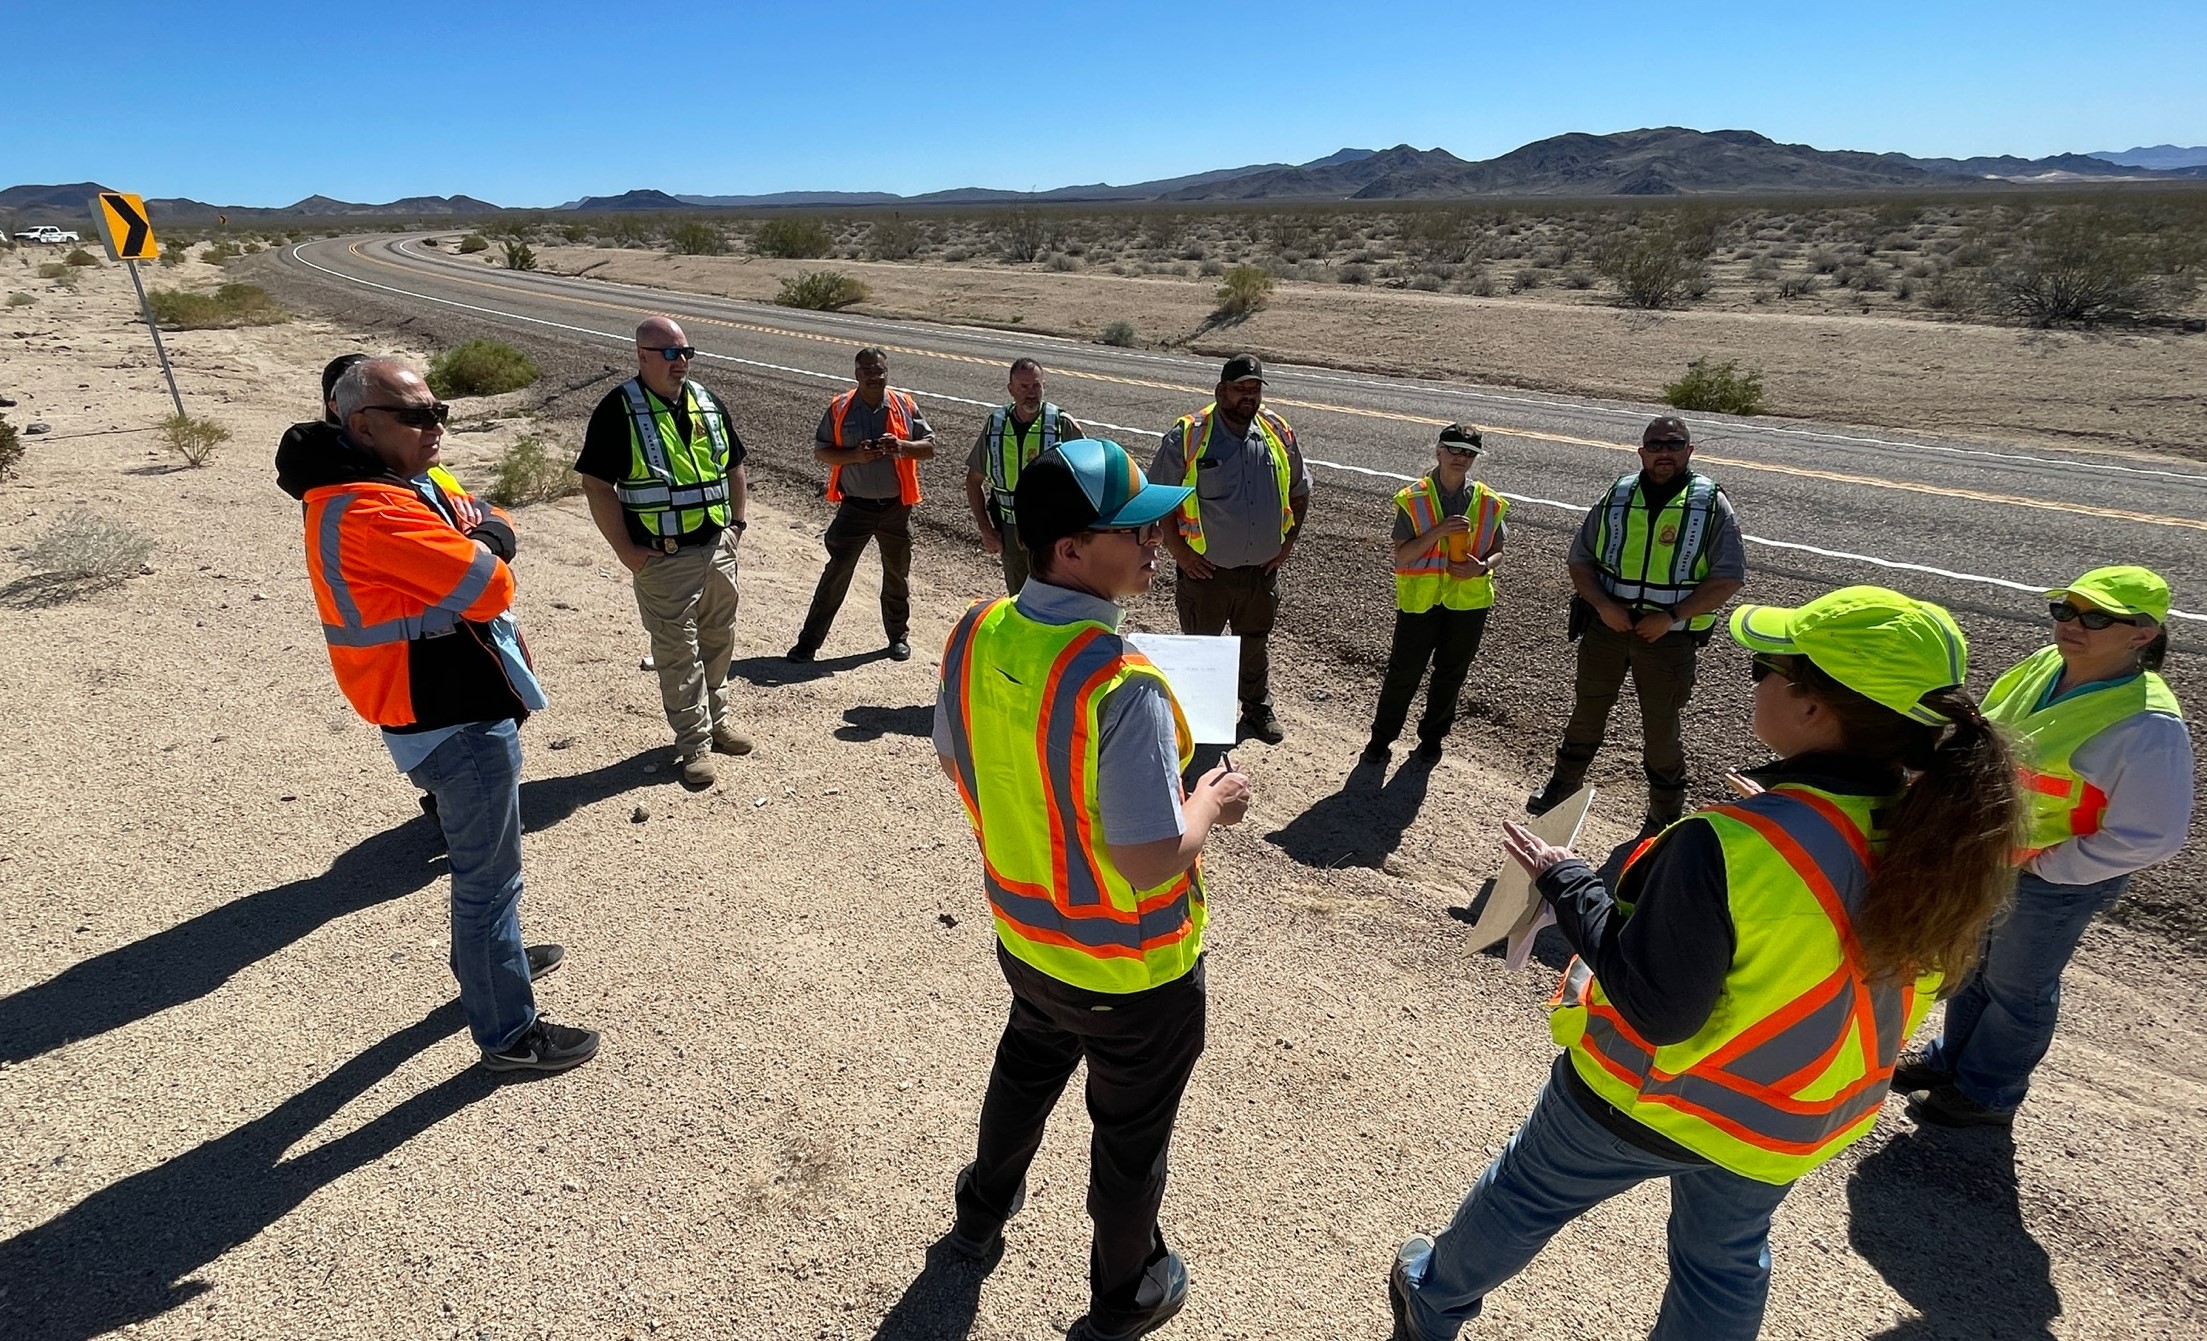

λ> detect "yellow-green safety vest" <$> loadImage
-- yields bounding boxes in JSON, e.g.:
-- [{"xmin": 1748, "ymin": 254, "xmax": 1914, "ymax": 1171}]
[
  {"xmin": 938, "ymin": 597, "xmax": 1205, "ymax": 994},
  {"xmin": 982, "ymin": 401, "xmax": 1062, "ymax": 527},
  {"xmin": 1592, "ymin": 472, "xmax": 1721, "ymax": 632},
  {"xmin": 612, "ymin": 378, "xmax": 734, "ymax": 537},
  {"xmin": 1393, "ymin": 477, "xmax": 1508, "ymax": 612},
  {"xmin": 1550, "ymin": 784, "xmax": 1941, "ymax": 1185},
  {"xmin": 1983, "ymin": 645, "xmax": 2183, "ymax": 857},
  {"xmin": 1171, "ymin": 404, "xmax": 1296, "ymax": 556}
]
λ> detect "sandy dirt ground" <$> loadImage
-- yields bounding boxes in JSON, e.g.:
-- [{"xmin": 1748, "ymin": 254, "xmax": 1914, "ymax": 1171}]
[
  {"xmin": 510, "ymin": 245, "xmax": 2207, "ymax": 462},
  {"xmin": 2, "ymin": 254, "xmax": 2204, "ymax": 1340}
]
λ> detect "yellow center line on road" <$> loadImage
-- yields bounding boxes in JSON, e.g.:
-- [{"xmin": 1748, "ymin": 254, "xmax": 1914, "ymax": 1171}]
[{"xmin": 343, "ymin": 242, "xmax": 2207, "ymax": 534}]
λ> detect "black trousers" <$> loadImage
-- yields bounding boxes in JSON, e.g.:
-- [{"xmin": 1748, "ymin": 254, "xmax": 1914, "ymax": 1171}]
[
  {"xmin": 796, "ymin": 498, "xmax": 912, "ymax": 650},
  {"xmin": 1369, "ymin": 605, "xmax": 1491, "ymax": 747},
  {"xmin": 960, "ymin": 944, "xmax": 1207, "ymax": 1329},
  {"xmin": 1551, "ymin": 619, "xmax": 1701, "ymax": 814}
]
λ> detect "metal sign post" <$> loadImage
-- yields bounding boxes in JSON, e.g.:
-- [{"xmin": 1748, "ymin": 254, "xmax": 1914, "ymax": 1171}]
[{"xmin": 91, "ymin": 191, "xmax": 184, "ymax": 418}]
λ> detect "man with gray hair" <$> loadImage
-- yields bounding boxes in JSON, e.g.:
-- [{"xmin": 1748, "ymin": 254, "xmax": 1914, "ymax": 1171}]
[
  {"xmin": 576, "ymin": 316, "xmax": 750, "ymax": 789},
  {"xmin": 280, "ymin": 357, "xmax": 599, "ymax": 1074}
]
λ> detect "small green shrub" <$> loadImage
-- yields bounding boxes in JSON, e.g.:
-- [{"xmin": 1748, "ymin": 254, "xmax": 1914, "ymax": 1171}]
[
  {"xmin": 774, "ymin": 270, "xmax": 870, "ymax": 311},
  {"xmin": 457, "ymin": 233, "xmax": 489, "ymax": 254},
  {"xmin": 37, "ymin": 262, "xmax": 70, "ymax": 281},
  {"xmin": 1099, "ymin": 320, "xmax": 1137, "ymax": 348},
  {"xmin": 23, "ymin": 509, "xmax": 154, "ymax": 581},
  {"xmin": 146, "ymin": 283, "xmax": 288, "ymax": 330},
  {"xmin": 1215, "ymin": 264, "xmax": 1275, "ymax": 317},
  {"xmin": 1662, "ymin": 359, "xmax": 1767, "ymax": 416},
  {"xmin": 0, "ymin": 414, "xmax": 20, "ymax": 481},
  {"xmin": 162, "ymin": 412, "xmax": 231, "ymax": 466},
  {"xmin": 482, "ymin": 434, "xmax": 580, "ymax": 507},
  {"xmin": 6, "ymin": 291, "xmax": 33, "ymax": 307},
  {"xmin": 753, "ymin": 217, "xmax": 833, "ymax": 259},
  {"xmin": 64, "ymin": 248, "xmax": 99, "ymax": 267},
  {"xmin": 1596, "ymin": 225, "xmax": 1711, "ymax": 309},
  {"xmin": 501, "ymin": 239, "xmax": 538, "ymax": 271},
  {"xmin": 428, "ymin": 340, "xmax": 541, "ymax": 398},
  {"xmin": 199, "ymin": 240, "xmax": 242, "ymax": 265},
  {"xmin": 668, "ymin": 221, "xmax": 727, "ymax": 256},
  {"xmin": 868, "ymin": 213, "xmax": 923, "ymax": 261},
  {"xmin": 157, "ymin": 244, "xmax": 185, "ymax": 268}
]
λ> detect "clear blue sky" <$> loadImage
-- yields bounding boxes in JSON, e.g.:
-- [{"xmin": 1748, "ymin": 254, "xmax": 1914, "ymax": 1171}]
[{"xmin": 9, "ymin": 1, "xmax": 2202, "ymax": 207}]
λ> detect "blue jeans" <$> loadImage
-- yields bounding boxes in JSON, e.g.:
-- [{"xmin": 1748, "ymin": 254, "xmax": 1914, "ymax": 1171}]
[
  {"xmin": 1399, "ymin": 1069, "xmax": 1793, "ymax": 1341},
  {"xmin": 1923, "ymin": 870, "xmax": 2128, "ymax": 1113},
  {"xmin": 405, "ymin": 719, "xmax": 538, "ymax": 1051}
]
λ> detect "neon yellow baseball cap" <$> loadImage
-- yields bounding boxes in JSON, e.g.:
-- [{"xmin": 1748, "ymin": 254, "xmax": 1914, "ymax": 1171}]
[
  {"xmin": 2046, "ymin": 565, "xmax": 2170, "ymax": 625},
  {"xmin": 1730, "ymin": 586, "xmax": 1967, "ymax": 725}
]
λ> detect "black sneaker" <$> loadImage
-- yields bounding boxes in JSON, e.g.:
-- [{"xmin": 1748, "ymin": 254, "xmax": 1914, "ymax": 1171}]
[
  {"xmin": 1526, "ymin": 779, "xmax": 1573, "ymax": 817},
  {"xmin": 887, "ymin": 639, "xmax": 913, "ymax": 662},
  {"xmin": 1889, "ymin": 1047, "xmax": 1949, "ymax": 1093},
  {"xmin": 945, "ymin": 1162, "xmax": 1025, "ymax": 1262},
  {"xmin": 1069, "ymin": 1250, "xmax": 1189, "ymax": 1340},
  {"xmin": 1389, "ymin": 1235, "xmax": 1433, "ymax": 1341},
  {"xmin": 1240, "ymin": 709, "xmax": 1285, "ymax": 745},
  {"xmin": 525, "ymin": 943, "xmax": 564, "ymax": 981},
  {"xmin": 1907, "ymin": 1083, "xmax": 2015, "ymax": 1129},
  {"xmin": 785, "ymin": 643, "xmax": 817, "ymax": 663},
  {"xmin": 1358, "ymin": 741, "xmax": 1392, "ymax": 767},
  {"xmin": 481, "ymin": 1017, "xmax": 600, "ymax": 1074},
  {"xmin": 1414, "ymin": 740, "xmax": 1444, "ymax": 764}
]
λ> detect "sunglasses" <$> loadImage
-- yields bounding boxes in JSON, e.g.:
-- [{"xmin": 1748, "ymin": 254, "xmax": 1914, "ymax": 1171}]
[
  {"xmin": 645, "ymin": 345, "xmax": 697, "ymax": 362},
  {"xmin": 365, "ymin": 402, "xmax": 452, "ymax": 428},
  {"xmin": 1441, "ymin": 444, "xmax": 1481, "ymax": 459},
  {"xmin": 2049, "ymin": 600, "xmax": 2142, "ymax": 630},
  {"xmin": 1750, "ymin": 653, "xmax": 1793, "ymax": 683},
  {"xmin": 1643, "ymin": 438, "xmax": 1690, "ymax": 451},
  {"xmin": 1095, "ymin": 521, "xmax": 1163, "ymax": 543}
]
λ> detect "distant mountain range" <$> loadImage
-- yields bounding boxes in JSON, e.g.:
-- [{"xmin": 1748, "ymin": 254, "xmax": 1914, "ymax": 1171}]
[{"xmin": 8, "ymin": 129, "xmax": 2205, "ymax": 224}]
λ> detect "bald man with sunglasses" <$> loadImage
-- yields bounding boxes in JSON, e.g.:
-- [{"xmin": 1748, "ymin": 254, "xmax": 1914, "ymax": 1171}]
[{"xmin": 577, "ymin": 316, "xmax": 752, "ymax": 789}]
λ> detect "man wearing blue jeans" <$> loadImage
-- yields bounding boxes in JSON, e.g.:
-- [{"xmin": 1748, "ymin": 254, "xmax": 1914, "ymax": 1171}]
[{"xmin": 283, "ymin": 356, "xmax": 599, "ymax": 1073}]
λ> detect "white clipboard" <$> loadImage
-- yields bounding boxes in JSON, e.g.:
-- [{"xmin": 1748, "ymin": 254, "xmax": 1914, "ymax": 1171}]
[
  {"xmin": 1462, "ymin": 785, "xmax": 1595, "ymax": 956},
  {"xmin": 1126, "ymin": 633, "xmax": 1241, "ymax": 745}
]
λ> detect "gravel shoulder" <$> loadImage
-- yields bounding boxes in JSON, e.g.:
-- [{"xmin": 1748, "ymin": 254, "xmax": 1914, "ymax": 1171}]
[{"xmin": 1, "ymin": 254, "xmax": 2202, "ymax": 1340}]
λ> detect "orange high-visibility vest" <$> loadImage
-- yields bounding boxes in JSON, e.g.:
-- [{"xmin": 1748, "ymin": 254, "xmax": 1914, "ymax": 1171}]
[{"xmin": 824, "ymin": 388, "xmax": 923, "ymax": 506}]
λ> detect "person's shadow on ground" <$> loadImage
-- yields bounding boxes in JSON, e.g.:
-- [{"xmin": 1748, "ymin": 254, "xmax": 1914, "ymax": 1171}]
[
  {"xmin": 729, "ymin": 649, "xmax": 887, "ymax": 688},
  {"xmin": 868, "ymin": 1236, "xmax": 995, "ymax": 1341},
  {"xmin": 1264, "ymin": 752, "xmax": 1432, "ymax": 869},
  {"xmin": 837, "ymin": 704, "xmax": 934, "ymax": 742},
  {"xmin": 1847, "ymin": 1126, "xmax": 2060, "ymax": 1340},
  {"xmin": 0, "ymin": 750, "xmax": 660, "ymax": 1067},
  {"xmin": 0, "ymin": 1002, "xmax": 512, "ymax": 1340}
]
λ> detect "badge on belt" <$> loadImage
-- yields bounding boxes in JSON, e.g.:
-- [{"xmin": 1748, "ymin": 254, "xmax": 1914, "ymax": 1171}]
[{"xmin": 661, "ymin": 536, "xmax": 681, "ymax": 553}]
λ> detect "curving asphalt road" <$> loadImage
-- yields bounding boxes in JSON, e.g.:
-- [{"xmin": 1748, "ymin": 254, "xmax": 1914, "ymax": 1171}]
[{"xmin": 281, "ymin": 233, "xmax": 2207, "ymax": 626}]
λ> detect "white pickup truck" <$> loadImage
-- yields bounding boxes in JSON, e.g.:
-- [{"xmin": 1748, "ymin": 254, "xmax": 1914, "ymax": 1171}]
[{"xmin": 13, "ymin": 226, "xmax": 81, "ymax": 244}]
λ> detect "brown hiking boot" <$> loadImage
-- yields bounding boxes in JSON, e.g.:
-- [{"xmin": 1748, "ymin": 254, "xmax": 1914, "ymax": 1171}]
[
  {"xmin": 679, "ymin": 751, "xmax": 717, "ymax": 789},
  {"xmin": 711, "ymin": 725, "xmax": 753, "ymax": 756}
]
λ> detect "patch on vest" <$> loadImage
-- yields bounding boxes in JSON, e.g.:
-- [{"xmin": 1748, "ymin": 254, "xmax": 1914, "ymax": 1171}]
[{"xmin": 1659, "ymin": 524, "xmax": 1679, "ymax": 545}]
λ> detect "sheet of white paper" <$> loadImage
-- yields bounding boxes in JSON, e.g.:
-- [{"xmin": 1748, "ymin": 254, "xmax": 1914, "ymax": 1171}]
[
  {"xmin": 1462, "ymin": 784, "xmax": 1595, "ymax": 958},
  {"xmin": 1126, "ymin": 633, "xmax": 1241, "ymax": 745}
]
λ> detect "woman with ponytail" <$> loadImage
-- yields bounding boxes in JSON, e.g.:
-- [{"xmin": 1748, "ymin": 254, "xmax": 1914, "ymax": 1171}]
[
  {"xmin": 1388, "ymin": 587, "xmax": 2024, "ymax": 1341},
  {"xmin": 1898, "ymin": 565, "xmax": 2192, "ymax": 1128}
]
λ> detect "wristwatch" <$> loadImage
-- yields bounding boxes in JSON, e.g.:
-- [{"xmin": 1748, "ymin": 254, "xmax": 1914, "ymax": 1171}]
[{"xmin": 730, "ymin": 518, "xmax": 748, "ymax": 532}]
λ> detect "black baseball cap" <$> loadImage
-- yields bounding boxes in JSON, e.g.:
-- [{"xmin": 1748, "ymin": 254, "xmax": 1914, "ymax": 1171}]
[
  {"xmin": 1220, "ymin": 354, "xmax": 1265, "ymax": 384},
  {"xmin": 1438, "ymin": 423, "xmax": 1484, "ymax": 454},
  {"xmin": 1014, "ymin": 438, "xmax": 1193, "ymax": 557},
  {"xmin": 322, "ymin": 353, "xmax": 369, "ymax": 402}
]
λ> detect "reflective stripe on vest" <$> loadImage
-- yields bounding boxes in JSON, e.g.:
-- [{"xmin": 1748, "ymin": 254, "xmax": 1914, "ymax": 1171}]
[
  {"xmin": 1592, "ymin": 473, "xmax": 1720, "ymax": 630},
  {"xmin": 315, "ymin": 490, "xmax": 497, "ymax": 648},
  {"xmin": 611, "ymin": 379, "xmax": 733, "ymax": 536},
  {"xmin": 1172, "ymin": 405, "xmax": 1295, "ymax": 556},
  {"xmin": 1550, "ymin": 785, "xmax": 1940, "ymax": 1184},
  {"xmin": 1393, "ymin": 477, "xmax": 1508, "ymax": 612},
  {"xmin": 825, "ymin": 388, "xmax": 924, "ymax": 506},
  {"xmin": 939, "ymin": 598, "xmax": 1204, "ymax": 993},
  {"xmin": 1982, "ymin": 645, "xmax": 2184, "ymax": 855},
  {"xmin": 983, "ymin": 402, "xmax": 1060, "ymax": 525}
]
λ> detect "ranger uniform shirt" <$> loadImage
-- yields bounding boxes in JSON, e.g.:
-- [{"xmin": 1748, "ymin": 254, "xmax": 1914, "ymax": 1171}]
[
  {"xmin": 1147, "ymin": 412, "xmax": 1313, "ymax": 570},
  {"xmin": 817, "ymin": 396, "xmax": 934, "ymax": 500}
]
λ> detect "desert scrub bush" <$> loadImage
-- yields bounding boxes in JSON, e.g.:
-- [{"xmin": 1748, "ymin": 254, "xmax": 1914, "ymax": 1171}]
[
  {"xmin": 1596, "ymin": 226, "xmax": 1708, "ymax": 309},
  {"xmin": 501, "ymin": 239, "xmax": 538, "ymax": 271},
  {"xmin": 64, "ymin": 248, "xmax": 99, "ymax": 267},
  {"xmin": 1337, "ymin": 263, "xmax": 1373, "ymax": 286},
  {"xmin": 162, "ymin": 412, "xmax": 231, "ymax": 466},
  {"xmin": 1561, "ymin": 267, "xmax": 1596, "ymax": 290},
  {"xmin": 1461, "ymin": 272, "xmax": 1497, "ymax": 298},
  {"xmin": 37, "ymin": 262, "xmax": 73, "ymax": 283},
  {"xmin": 558, "ymin": 221, "xmax": 592, "ymax": 244},
  {"xmin": 868, "ymin": 213, "xmax": 924, "ymax": 261},
  {"xmin": 753, "ymin": 217, "xmax": 833, "ymax": 259},
  {"xmin": 669, "ymin": 221, "xmax": 727, "ymax": 256},
  {"xmin": 147, "ymin": 283, "xmax": 288, "ymax": 330},
  {"xmin": 1099, "ymin": 321, "xmax": 1137, "ymax": 348},
  {"xmin": 998, "ymin": 207, "xmax": 1058, "ymax": 263},
  {"xmin": 1510, "ymin": 267, "xmax": 1542, "ymax": 292},
  {"xmin": 1775, "ymin": 274, "xmax": 1821, "ymax": 300},
  {"xmin": 1663, "ymin": 359, "xmax": 1766, "ymax": 416},
  {"xmin": 157, "ymin": 243, "xmax": 186, "ymax": 267},
  {"xmin": 199, "ymin": 240, "xmax": 242, "ymax": 265},
  {"xmin": 0, "ymin": 414, "xmax": 20, "ymax": 480},
  {"xmin": 775, "ymin": 270, "xmax": 870, "ymax": 311},
  {"xmin": 1047, "ymin": 252, "xmax": 1081, "ymax": 272},
  {"xmin": 22, "ymin": 510, "xmax": 154, "ymax": 580},
  {"xmin": 1992, "ymin": 207, "xmax": 2162, "ymax": 328},
  {"xmin": 428, "ymin": 340, "xmax": 541, "ymax": 398},
  {"xmin": 1215, "ymin": 264, "xmax": 1275, "ymax": 316},
  {"xmin": 482, "ymin": 434, "xmax": 579, "ymax": 507},
  {"xmin": 7, "ymin": 291, "xmax": 33, "ymax": 307},
  {"xmin": 457, "ymin": 233, "xmax": 489, "ymax": 254}
]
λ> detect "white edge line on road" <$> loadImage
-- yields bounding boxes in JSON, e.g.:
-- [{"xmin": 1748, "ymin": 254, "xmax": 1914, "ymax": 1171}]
[{"xmin": 288, "ymin": 242, "xmax": 2204, "ymax": 625}]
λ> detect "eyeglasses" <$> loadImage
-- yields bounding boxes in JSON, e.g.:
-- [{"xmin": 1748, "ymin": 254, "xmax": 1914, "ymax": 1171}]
[
  {"xmin": 1096, "ymin": 521, "xmax": 1163, "ymax": 543},
  {"xmin": 1750, "ymin": 653, "xmax": 1793, "ymax": 683},
  {"xmin": 364, "ymin": 402, "xmax": 451, "ymax": 428},
  {"xmin": 644, "ymin": 345, "xmax": 697, "ymax": 362},
  {"xmin": 2049, "ymin": 600, "xmax": 2142, "ymax": 630}
]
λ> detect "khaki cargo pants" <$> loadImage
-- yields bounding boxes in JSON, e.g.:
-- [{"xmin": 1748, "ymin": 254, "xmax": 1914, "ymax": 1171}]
[{"xmin": 631, "ymin": 531, "xmax": 741, "ymax": 757}]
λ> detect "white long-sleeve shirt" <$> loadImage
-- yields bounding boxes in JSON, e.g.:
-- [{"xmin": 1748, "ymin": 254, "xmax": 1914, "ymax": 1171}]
[{"xmin": 2028, "ymin": 708, "xmax": 2196, "ymax": 886}]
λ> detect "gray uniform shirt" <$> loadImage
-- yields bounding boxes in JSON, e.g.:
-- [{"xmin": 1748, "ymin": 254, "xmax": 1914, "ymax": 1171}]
[
  {"xmin": 1567, "ymin": 471, "xmax": 1747, "ymax": 583},
  {"xmin": 1147, "ymin": 410, "xmax": 1313, "ymax": 570},
  {"xmin": 933, "ymin": 579, "xmax": 1186, "ymax": 845},
  {"xmin": 816, "ymin": 394, "xmax": 934, "ymax": 501}
]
